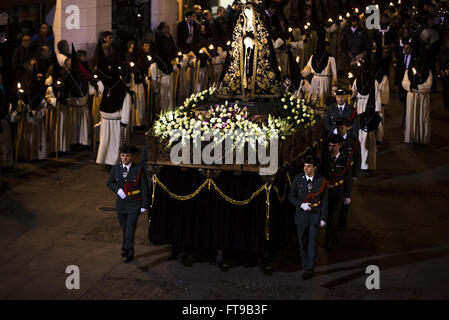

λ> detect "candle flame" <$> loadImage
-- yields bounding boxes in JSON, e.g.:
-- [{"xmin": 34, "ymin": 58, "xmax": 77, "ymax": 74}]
[
  {"xmin": 17, "ymin": 83, "xmax": 21, "ymax": 89},
  {"xmin": 348, "ymin": 72, "xmax": 354, "ymax": 79},
  {"xmin": 130, "ymin": 62, "xmax": 135, "ymax": 67}
]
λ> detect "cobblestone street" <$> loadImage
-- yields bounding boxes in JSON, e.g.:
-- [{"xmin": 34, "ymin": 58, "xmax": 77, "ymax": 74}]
[{"xmin": 1, "ymin": 88, "xmax": 449, "ymax": 300}]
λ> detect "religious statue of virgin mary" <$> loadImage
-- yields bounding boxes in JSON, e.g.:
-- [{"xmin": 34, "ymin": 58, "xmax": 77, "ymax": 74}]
[{"xmin": 216, "ymin": 0, "xmax": 284, "ymax": 102}]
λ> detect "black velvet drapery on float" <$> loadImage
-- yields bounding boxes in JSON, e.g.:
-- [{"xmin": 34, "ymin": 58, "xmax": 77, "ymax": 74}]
[{"xmin": 148, "ymin": 166, "xmax": 296, "ymax": 258}]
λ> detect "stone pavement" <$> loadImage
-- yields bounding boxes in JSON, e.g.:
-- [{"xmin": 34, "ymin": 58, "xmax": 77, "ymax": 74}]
[{"xmin": 1, "ymin": 88, "xmax": 449, "ymax": 300}]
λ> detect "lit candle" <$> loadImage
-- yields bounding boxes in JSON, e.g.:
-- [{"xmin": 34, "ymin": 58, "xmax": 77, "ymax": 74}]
[
  {"xmin": 129, "ymin": 62, "xmax": 135, "ymax": 68},
  {"xmin": 328, "ymin": 18, "xmax": 333, "ymax": 23},
  {"xmin": 348, "ymin": 73, "xmax": 354, "ymax": 104},
  {"xmin": 346, "ymin": 12, "xmax": 350, "ymax": 18},
  {"xmin": 209, "ymin": 44, "xmax": 214, "ymax": 50}
]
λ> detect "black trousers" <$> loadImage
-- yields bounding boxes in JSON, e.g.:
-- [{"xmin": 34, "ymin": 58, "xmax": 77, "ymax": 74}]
[
  {"xmin": 295, "ymin": 211, "xmax": 320, "ymax": 272},
  {"xmin": 326, "ymin": 188, "xmax": 345, "ymax": 244},
  {"xmin": 339, "ymin": 204, "xmax": 349, "ymax": 230},
  {"xmin": 442, "ymin": 79, "xmax": 449, "ymax": 109},
  {"xmin": 117, "ymin": 211, "xmax": 140, "ymax": 257}
]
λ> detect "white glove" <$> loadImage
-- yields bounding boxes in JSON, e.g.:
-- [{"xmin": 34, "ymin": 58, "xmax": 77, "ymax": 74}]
[
  {"xmin": 344, "ymin": 197, "xmax": 351, "ymax": 206},
  {"xmin": 300, "ymin": 203, "xmax": 312, "ymax": 212},
  {"xmin": 333, "ymin": 128, "xmax": 338, "ymax": 135},
  {"xmin": 117, "ymin": 188, "xmax": 126, "ymax": 199},
  {"xmin": 140, "ymin": 208, "xmax": 147, "ymax": 213},
  {"xmin": 320, "ymin": 220, "xmax": 326, "ymax": 227}
]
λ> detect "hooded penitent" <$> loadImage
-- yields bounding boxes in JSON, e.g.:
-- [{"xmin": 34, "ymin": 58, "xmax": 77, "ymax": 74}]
[
  {"xmin": 65, "ymin": 43, "xmax": 89, "ymax": 98},
  {"xmin": 311, "ymin": 29, "xmax": 330, "ymax": 74},
  {"xmin": 407, "ymin": 56, "xmax": 430, "ymax": 90},
  {"xmin": 95, "ymin": 39, "xmax": 129, "ymax": 114}
]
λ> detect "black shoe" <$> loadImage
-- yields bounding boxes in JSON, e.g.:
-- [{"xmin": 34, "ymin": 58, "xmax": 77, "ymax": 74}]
[
  {"xmin": 244, "ymin": 259, "xmax": 256, "ymax": 268},
  {"xmin": 167, "ymin": 253, "xmax": 178, "ymax": 261},
  {"xmin": 123, "ymin": 256, "xmax": 134, "ymax": 263},
  {"xmin": 178, "ymin": 253, "xmax": 193, "ymax": 267},
  {"xmin": 302, "ymin": 270, "xmax": 314, "ymax": 280},
  {"xmin": 263, "ymin": 265, "xmax": 273, "ymax": 276},
  {"xmin": 121, "ymin": 249, "xmax": 130, "ymax": 258},
  {"xmin": 178, "ymin": 252, "xmax": 187, "ymax": 264},
  {"xmin": 326, "ymin": 238, "xmax": 338, "ymax": 252}
]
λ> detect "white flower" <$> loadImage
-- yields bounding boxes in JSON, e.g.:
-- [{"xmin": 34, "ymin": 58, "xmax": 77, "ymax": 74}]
[{"xmin": 283, "ymin": 105, "xmax": 288, "ymax": 110}]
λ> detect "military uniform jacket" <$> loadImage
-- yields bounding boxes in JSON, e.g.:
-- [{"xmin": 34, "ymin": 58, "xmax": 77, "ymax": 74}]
[
  {"xmin": 323, "ymin": 103, "xmax": 359, "ymax": 137},
  {"xmin": 340, "ymin": 133, "xmax": 362, "ymax": 179},
  {"xmin": 320, "ymin": 153, "xmax": 353, "ymax": 198},
  {"xmin": 107, "ymin": 163, "xmax": 150, "ymax": 213},
  {"xmin": 288, "ymin": 174, "xmax": 328, "ymax": 222}
]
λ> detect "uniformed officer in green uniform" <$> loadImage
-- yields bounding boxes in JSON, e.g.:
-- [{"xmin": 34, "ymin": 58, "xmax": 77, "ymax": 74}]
[
  {"xmin": 107, "ymin": 144, "xmax": 150, "ymax": 263},
  {"xmin": 336, "ymin": 117, "xmax": 361, "ymax": 230},
  {"xmin": 320, "ymin": 134, "xmax": 353, "ymax": 252},
  {"xmin": 288, "ymin": 155, "xmax": 328, "ymax": 280}
]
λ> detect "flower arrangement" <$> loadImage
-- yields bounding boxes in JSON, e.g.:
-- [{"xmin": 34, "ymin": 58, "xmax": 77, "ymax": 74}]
[{"xmin": 153, "ymin": 87, "xmax": 319, "ymax": 149}]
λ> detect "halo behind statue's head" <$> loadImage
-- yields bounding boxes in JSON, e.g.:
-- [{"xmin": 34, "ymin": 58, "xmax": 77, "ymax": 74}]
[{"xmin": 238, "ymin": 0, "xmax": 262, "ymax": 6}]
